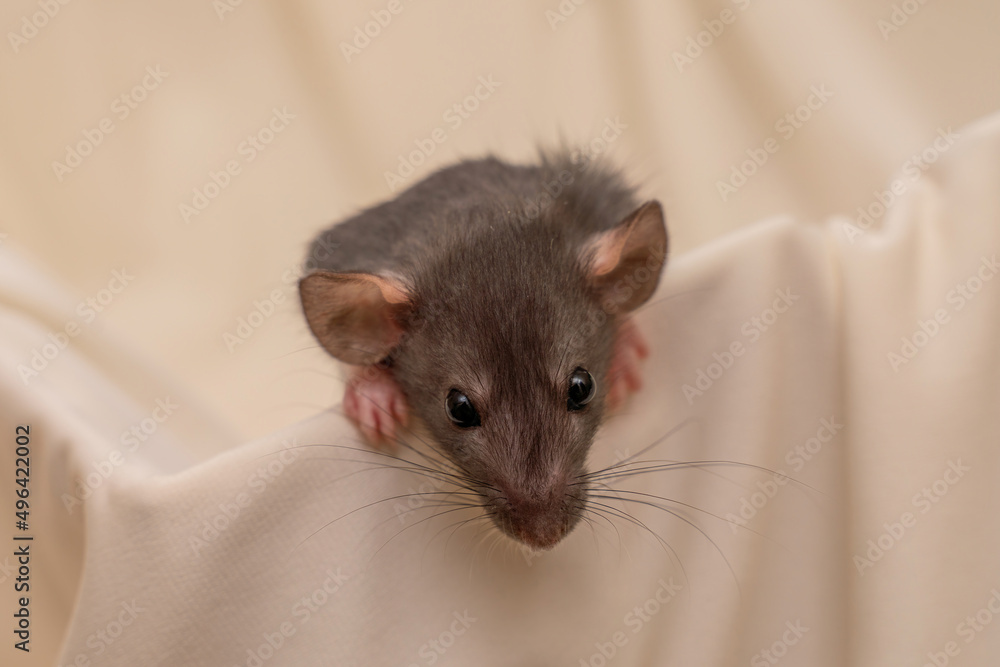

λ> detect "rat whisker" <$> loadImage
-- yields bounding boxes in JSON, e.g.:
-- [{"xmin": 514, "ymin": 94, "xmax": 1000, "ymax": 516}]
[
  {"xmin": 276, "ymin": 441, "xmax": 481, "ymax": 488},
  {"xmin": 291, "ymin": 453, "xmax": 448, "ymax": 476},
  {"xmin": 369, "ymin": 505, "xmax": 479, "ymax": 565},
  {"xmin": 437, "ymin": 514, "xmax": 492, "ymax": 562},
  {"xmin": 485, "ymin": 530, "xmax": 506, "ymax": 566},
  {"xmin": 578, "ymin": 514, "xmax": 600, "ymax": 553},
  {"xmin": 258, "ymin": 444, "xmax": 468, "ymax": 488},
  {"xmin": 285, "ymin": 371, "xmax": 462, "ymax": 478},
  {"xmin": 296, "ymin": 490, "xmax": 482, "ymax": 549},
  {"xmin": 271, "ymin": 368, "xmax": 341, "ymax": 381},
  {"xmin": 581, "ymin": 514, "xmax": 622, "ymax": 558},
  {"xmin": 590, "ymin": 493, "xmax": 741, "ymax": 596},
  {"xmin": 272, "ymin": 344, "xmax": 325, "ymax": 359},
  {"xmin": 589, "ymin": 486, "xmax": 777, "ymax": 544},
  {"xmin": 633, "ymin": 287, "xmax": 712, "ymax": 315},
  {"xmin": 468, "ymin": 525, "xmax": 496, "ymax": 579},
  {"xmin": 583, "ymin": 501, "xmax": 688, "ymax": 591},
  {"xmin": 313, "ymin": 461, "xmax": 481, "ymax": 493},
  {"xmin": 353, "ymin": 479, "xmax": 488, "ymax": 550},
  {"xmin": 586, "ymin": 460, "xmax": 818, "ymax": 494},
  {"xmin": 430, "ymin": 514, "xmax": 489, "ymax": 565},
  {"xmin": 334, "ymin": 394, "xmax": 468, "ymax": 478},
  {"xmin": 364, "ymin": 499, "xmax": 482, "ymax": 547},
  {"xmin": 576, "ymin": 489, "xmax": 639, "ymax": 568},
  {"xmin": 315, "ymin": 463, "xmax": 438, "ymax": 487},
  {"xmin": 577, "ymin": 504, "xmax": 625, "ymax": 563},
  {"xmin": 583, "ymin": 417, "xmax": 698, "ymax": 478},
  {"xmin": 593, "ymin": 455, "xmax": 759, "ymax": 493},
  {"xmin": 269, "ymin": 441, "xmax": 436, "ymax": 468},
  {"xmin": 372, "ymin": 499, "xmax": 483, "ymax": 546}
]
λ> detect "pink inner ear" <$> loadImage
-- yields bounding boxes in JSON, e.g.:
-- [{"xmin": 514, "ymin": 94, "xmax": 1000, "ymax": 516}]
[
  {"xmin": 589, "ymin": 228, "xmax": 630, "ymax": 277},
  {"xmin": 369, "ymin": 273, "xmax": 411, "ymax": 304},
  {"xmin": 299, "ymin": 270, "xmax": 414, "ymax": 365}
]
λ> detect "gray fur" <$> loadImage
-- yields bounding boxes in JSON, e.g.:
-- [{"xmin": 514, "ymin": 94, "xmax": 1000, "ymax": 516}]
[{"xmin": 302, "ymin": 151, "xmax": 666, "ymax": 549}]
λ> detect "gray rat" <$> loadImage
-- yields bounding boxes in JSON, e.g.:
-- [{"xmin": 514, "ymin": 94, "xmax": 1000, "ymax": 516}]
[{"xmin": 300, "ymin": 152, "xmax": 667, "ymax": 550}]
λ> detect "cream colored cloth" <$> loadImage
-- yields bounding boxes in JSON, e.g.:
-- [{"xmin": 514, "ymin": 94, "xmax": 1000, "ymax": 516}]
[
  {"xmin": 1, "ymin": 115, "xmax": 998, "ymax": 665},
  {"xmin": 1, "ymin": 1, "xmax": 999, "ymax": 665}
]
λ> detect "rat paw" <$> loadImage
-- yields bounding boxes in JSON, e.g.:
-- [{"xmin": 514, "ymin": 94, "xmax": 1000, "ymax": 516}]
[
  {"xmin": 343, "ymin": 365, "xmax": 409, "ymax": 450},
  {"xmin": 606, "ymin": 317, "xmax": 650, "ymax": 412}
]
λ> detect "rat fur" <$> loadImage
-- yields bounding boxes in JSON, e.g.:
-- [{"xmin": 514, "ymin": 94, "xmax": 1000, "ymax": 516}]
[{"xmin": 300, "ymin": 151, "xmax": 667, "ymax": 549}]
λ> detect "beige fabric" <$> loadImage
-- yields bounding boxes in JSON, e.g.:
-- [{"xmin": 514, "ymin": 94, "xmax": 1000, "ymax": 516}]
[{"xmin": 0, "ymin": 1, "xmax": 998, "ymax": 665}]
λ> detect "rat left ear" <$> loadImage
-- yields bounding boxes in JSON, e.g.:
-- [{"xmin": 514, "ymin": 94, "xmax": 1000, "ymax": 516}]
[
  {"xmin": 580, "ymin": 200, "xmax": 668, "ymax": 313},
  {"xmin": 299, "ymin": 270, "xmax": 413, "ymax": 365}
]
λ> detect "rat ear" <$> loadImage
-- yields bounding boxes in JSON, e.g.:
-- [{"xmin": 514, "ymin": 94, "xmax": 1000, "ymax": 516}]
[
  {"xmin": 299, "ymin": 270, "xmax": 413, "ymax": 365},
  {"xmin": 580, "ymin": 200, "xmax": 668, "ymax": 313}
]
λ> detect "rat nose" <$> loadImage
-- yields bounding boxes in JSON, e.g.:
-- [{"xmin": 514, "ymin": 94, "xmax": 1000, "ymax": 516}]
[
  {"xmin": 503, "ymin": 496, "xmax": 568, "ymax": 549},
  {"xmin": 490, "ymin": 477, "xmax": 579, "ymax": 550}
]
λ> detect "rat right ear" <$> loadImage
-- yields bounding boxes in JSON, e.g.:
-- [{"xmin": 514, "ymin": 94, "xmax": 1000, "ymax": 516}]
[
  {"xmin": 580, "ymin": 200, "xmax": 668, "ymax": 313},
  {"xmin": 299, "ymin": 270, "xmax": 413, "ymax": 365}
]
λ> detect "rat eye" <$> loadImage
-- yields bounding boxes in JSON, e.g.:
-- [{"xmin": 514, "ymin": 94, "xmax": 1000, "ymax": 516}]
[
  {"xmin": 446, "ymin": 389, "xmax": 481, "ymax": 428},
  {"xmin": 567, "ymin": 368, "xmax": 595, "ymax": 411}
]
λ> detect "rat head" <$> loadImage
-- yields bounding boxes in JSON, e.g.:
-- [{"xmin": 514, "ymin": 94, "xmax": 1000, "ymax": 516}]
[{"xmin": 301, "ymin": 201, "xmax": 667, "ymax": 550}]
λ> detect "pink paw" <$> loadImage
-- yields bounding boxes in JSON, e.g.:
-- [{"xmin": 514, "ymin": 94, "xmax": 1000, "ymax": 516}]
[
  {"xmin": 606, "ymin": 318, "xmax": 650, "ymax": 412},
  {"xmin": 343, "ymin": 365, "xmax": 409, "ymax": 449}
]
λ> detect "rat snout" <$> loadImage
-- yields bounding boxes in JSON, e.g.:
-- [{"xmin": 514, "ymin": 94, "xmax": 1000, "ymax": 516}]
[{"xmin": 486, "ymin": 475, "xmax": 584, "ymax": 550}]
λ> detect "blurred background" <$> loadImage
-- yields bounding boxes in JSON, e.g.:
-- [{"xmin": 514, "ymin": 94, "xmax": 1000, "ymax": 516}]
[
  {"xmin": 2, "ymin": 3, "xmax": 1000, "ymax": 666},
  {"xmin": 1, "ymin": 0, "xmax": 998, "ymax": 453}
]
